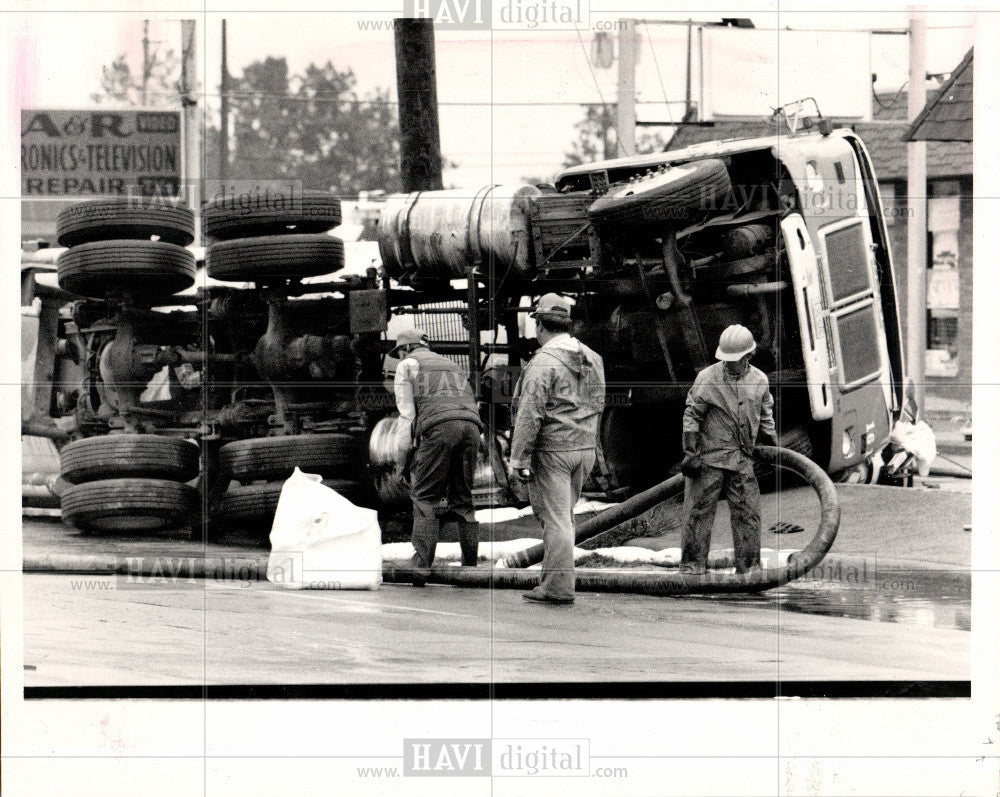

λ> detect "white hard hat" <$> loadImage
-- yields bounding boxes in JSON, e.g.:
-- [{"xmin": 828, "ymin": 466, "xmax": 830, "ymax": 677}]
[{"xmin": 715, "ymin": 324, "xmax": 756, "ymax": 361}]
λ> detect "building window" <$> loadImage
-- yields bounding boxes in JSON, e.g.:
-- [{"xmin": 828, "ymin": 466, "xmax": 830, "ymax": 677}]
[
  {"xmin": 928, "ymin": 312, "xmax": 958, "ymax": 349},
  {"xmin": 925, "ymin": 308, "xmax": 960, "ymax": 378},
  {"xmin": 924, "ymin": 193, "xmax": 962, "ymax": 379}
]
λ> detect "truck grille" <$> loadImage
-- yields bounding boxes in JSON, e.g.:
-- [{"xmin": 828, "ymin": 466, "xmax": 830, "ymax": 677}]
[
  {"xmin": 825, "ymin": 221, "xmax": 871, "ymax": 303},
  {"xmin": 835, "ymin": 304, "xmax": 881, "ymax": 388}
]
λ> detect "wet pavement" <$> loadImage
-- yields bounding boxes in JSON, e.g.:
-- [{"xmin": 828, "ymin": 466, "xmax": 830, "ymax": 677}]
[
  {"xmin": 773, "ymin": 561, "xmax": 971, "ymax": 631},
  {"xmin": 721, "ymin": 582, "xmax": 971, "ymax": 632},
  {"xmin": 19, "ymin": 471, "xmax": 974, "ymax": 685},
  {"xmin": 21, "ymin": 572, "xmax": 969, "ymax": 685}
]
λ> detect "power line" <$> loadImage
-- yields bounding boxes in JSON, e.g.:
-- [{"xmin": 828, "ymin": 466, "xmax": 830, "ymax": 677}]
[
  {"xmin": 572, "ymin": 25, "xmax": 623, "ymax": 156},
  {"xmin": 133, "ymin": 89, "xmax": 685, "ymax": 107},
  {"xmin": 645, "ymin": 28, "xmax": 674, "ymax": 124},
  {"xmin": 873, "ymin": 79, "xmax": 908, "ymax": 111}
]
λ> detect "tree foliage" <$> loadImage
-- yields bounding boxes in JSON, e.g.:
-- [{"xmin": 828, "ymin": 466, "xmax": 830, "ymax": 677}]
[
  {"xmin": 91, "ymin": 49, "xmax": 180, "ymax": 108},
  {"xmin": 215, "ymin": 56, "xmax": 402, "ymax": 195},
  {"xmin": 93, "ymin": 51, "xmax": 404, "ymax": 196},
  {"xmin": 563, "ymin": 104, "xmax": 669, "ymax": 168}
]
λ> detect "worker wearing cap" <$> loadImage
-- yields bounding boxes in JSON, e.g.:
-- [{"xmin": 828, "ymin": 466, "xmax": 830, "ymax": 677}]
[
  {"xmin": 511, "ymin": 294, "xmax": 606, "ymax": 604},
  {"xmin": 392, "ymin": 327, "xmax": 483, "ymax": 584},
  {"xmin": 680, "ymin": 324, "xmax": 777, "ymax": 575}
]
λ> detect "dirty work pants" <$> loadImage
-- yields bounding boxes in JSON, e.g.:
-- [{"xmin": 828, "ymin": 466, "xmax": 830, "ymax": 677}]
[
  {"xmin": 681, "ymin": 465, "xmax": 761, "ymax": 573},
  {"xmin": 528, "ymin": 448, "xmax": 597, "ymax": 600},
  {"xmin": 410, "ymin": 419, "xmax": 480, "ymax": 568}
]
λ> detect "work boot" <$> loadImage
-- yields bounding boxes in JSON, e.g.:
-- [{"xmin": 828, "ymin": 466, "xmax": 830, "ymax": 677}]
[
  {"xmin": 410, "ymin": 516, "xmax": 439, "ymax": 586},
  {"xmin": 457, "ymin": 520, "xmax": 480, "ymax": 567}
]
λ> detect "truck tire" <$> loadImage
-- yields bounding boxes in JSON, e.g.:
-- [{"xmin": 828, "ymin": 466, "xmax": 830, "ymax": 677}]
[
  {"xmin": 202, "ymin": 190, "xmax": 342, "ymax": 240},
  {"xmin": 218, "ymin": 479, "xmax": 373, "ymax": 528},
  {"xmin": 60, "ymin": 434, "xmax": 200, "ymax": 485},
  {"xmin": 57, "ymin": 240, "xmax": 196, "ymax": 298},
  {"xmin": 588, "ymin": 159, "xmax": 731, "ymax": 229},
  {"xmin": 206, "ymin": 234, "xmax": 345, "ymax": 282},
  {"xmin": 778, "ymin": 425, "xmax": 814, "ymax": 459},
  {"xmin": 61, "ymin": 478, "xmax": 198, "ymax": 532},
  {"xmin": 219, "ymin": 433, "xmax": 364, "ymax": 481},
  {"xmin": 57, "ymin": 199, "xmax": 195, "ymax": 247}
]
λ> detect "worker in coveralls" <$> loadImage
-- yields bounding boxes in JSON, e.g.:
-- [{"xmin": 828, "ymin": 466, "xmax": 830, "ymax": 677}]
[
  {"xmin": 680, "ymin": 324, "xmax": 777, "ymax": 575},
  {"xmin": 510, "ymin": 294, "xmax": 606, "ymax": 604},
  {"xmin": 392, "ymin": 327, "xmax": 483, "ymax": 586}
]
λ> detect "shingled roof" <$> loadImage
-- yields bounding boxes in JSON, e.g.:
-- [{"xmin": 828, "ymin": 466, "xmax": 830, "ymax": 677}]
[
  {"xmin": 666, "ymin": 86, "xmax": 972, "ymax": 181},
  {"xmin": 906, "ymin": 48, "xmax": 973, "ymax": 143}
]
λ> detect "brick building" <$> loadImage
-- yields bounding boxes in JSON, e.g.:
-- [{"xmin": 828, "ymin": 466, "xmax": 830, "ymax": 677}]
[{"xmin": 666, "ymin": 69, "xmax": 974, "ymax": 403}]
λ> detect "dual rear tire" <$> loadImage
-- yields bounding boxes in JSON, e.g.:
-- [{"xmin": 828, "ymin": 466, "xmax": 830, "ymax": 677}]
[
  {"xmin": 56, "ymin": 200, "xmax": 197, "ymax": 299},
  {"xmin": 59, "ymin": 435, "xmax": 200, "ymax": 533}
]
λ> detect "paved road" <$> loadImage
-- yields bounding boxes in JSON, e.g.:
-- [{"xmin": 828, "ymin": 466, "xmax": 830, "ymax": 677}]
[{"xmin": 22, "ymin": 573, "xmax": 968, "ymax": 687}]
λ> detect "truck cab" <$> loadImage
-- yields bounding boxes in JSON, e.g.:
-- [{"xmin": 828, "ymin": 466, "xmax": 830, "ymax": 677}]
[{"xmin": 541, "ymin": 123, "xmax": 904, "ymax": 484}]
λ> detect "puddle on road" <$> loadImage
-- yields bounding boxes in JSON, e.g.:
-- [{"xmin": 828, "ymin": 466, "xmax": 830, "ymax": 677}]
[
  {"xmin": 770, "ymin": 589, "xmax": 969, "ymax": 631},
  {"xmin": 718, "ymin": 585, "xmax": 970, "ymax": 631}
]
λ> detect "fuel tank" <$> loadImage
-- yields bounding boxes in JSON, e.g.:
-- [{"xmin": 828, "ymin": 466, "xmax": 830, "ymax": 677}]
[{"xmin": 377, "ymin": 184, "xmax": 540, "ymax": 280}]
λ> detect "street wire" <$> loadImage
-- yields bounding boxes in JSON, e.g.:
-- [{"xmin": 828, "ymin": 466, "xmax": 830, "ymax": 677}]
[
  {"xmin": 645, "ymin": 30, "xmax": 674, "ymax": 124},
  {"xmin": 572, "ymin": 25, "xmax": 625, "ymax": 157}
]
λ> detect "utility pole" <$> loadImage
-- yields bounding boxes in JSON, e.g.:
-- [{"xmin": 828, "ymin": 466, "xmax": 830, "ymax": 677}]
[
  {"xmin": 141, "ymin": 20, "xmax": 150, "ymax": 106},
  {"xmin": 393, "ymin": 18, "xmax": 443, "ymax": 192},
  {"xmin": 906, "ymin": 10, "xmax": 928, "ymax": 408},
  {"xmin": 180, "ymin": 19, "xmax": 201, "ymax": 243},
  {"xmin": 685, "ymin": 21, "xmax": 693, "ymax": 118},
  {"xmin": 615, "ymin": 18, "xmax": 637, "ymax": 157},
  {"xmin": 220, "ymin": 19, "xmax": 230, "ymax": 181}
]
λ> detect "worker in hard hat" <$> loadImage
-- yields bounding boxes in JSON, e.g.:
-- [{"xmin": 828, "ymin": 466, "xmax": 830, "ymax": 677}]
[
  {"xmin": 392, "ymin": 326, "xmax": 483, "ymax": 585},
  {"xmin": 510, "ymin": 294, "xmax": 606, "ymax": 604},
  {"xmin": 680, "ymin": 324, "xmax": 777, "ymax": 575}
]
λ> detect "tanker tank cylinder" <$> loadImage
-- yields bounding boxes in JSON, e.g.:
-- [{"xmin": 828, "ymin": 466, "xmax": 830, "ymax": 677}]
[
  {"xmin": 377, "ymin": 184, "xmax": 541, "ymax": 281},
  {"xmin": 721, "ymin": 224, "xmax": 773, "ymax": 259}
]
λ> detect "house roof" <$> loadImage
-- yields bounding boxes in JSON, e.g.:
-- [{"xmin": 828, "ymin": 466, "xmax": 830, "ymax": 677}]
[
  {"xmin": 666, "ymin": 86, "xmax": 972, "ymax": 181},
  {"xmin": 906, "ymin": 48, "xmax": 973, "ymax": 143}
]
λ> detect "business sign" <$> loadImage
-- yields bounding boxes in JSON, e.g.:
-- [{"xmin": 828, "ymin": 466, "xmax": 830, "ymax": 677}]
[{"xmin": 21, "ymin": 109, "xmax": 183, "ymax": 200}]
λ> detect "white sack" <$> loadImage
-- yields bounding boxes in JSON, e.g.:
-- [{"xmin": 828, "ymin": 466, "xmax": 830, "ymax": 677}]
[
  {"xmin": 266, "ymin": 467, "xmax": 382, "ymax": 590},
  {"xmin": 889, "ymin": 419, "xmax": 938, "ymax": 476}
]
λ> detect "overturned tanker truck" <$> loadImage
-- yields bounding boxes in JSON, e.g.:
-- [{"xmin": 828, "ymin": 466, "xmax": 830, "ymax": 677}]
[{"xmin": 34, "ymin": 109, "xmax": 903, "ymax": 537}]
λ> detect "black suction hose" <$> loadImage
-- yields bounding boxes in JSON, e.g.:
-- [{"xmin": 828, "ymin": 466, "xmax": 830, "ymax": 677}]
[
  {"xmin": 382, "ymin": 446, "xmax": 840, "ymax": 594},
  {"xmin": 502, "ymin": 473, "xmax": 685, "ymax": 569}
]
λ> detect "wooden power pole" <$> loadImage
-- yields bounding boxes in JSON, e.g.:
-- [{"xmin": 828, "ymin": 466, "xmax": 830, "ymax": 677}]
[
  {"xmin": 220, "ymin": 19, "xmax": 230, "ymax": 181},
  {"xmin": 180, "ymin": 19, "xmax": 200, "ymax": 242},
  {"xmin": 393, "ymin": 18, "xmax": 444, "ymax": 192}
]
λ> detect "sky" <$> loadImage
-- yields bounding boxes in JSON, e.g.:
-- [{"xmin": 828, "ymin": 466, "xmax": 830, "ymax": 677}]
[{"xmin": 8, "ymin": 5, "xmax": 977, "ymax": 188}]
